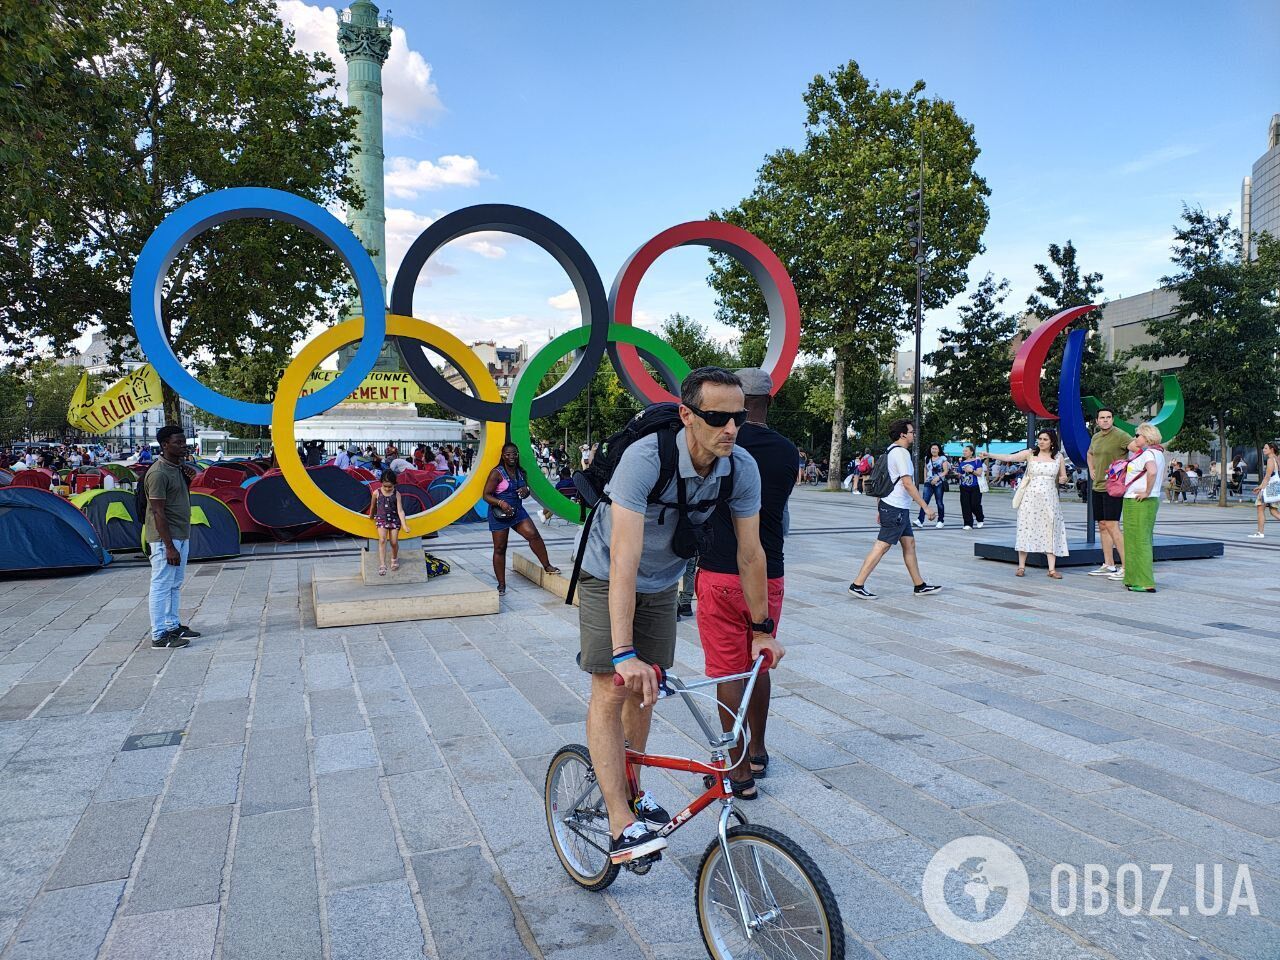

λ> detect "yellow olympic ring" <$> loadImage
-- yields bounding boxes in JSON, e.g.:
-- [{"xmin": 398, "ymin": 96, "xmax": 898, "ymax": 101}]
[{"xmin": 271, "ymin": 314, "xmax": 504, "ymax": 539}]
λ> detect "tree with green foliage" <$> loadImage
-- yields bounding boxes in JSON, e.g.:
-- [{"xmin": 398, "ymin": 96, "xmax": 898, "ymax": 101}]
[
  {"xmin": 0, "ymin": 360, "xmax": 100, "ymax": 441},
  {"xmin": 709, "ymin": 60, "xmax": 990, "ymax": 488},
  {"xmin": 924, "ymin": 274, "xmax": 1022, "ymax": 448},
  {"xmin": 1131, "ymin": 208, "xmax": 1280, "ymax": 506},
  {"xmin": 1024, "ymin": 240, "xmax": 1125, "ymax": 409},
  {"xmin": 1, "ymin": 0, "xmax": 360, "ymax": 425}
]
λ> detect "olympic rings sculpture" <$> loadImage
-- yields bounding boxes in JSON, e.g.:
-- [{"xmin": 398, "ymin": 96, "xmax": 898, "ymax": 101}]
[{"xmin": 131, "ymin": 187, "xmax": 803, "ymax": 538}]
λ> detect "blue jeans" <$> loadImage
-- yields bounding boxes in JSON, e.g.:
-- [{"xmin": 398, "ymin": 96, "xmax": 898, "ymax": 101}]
[
  {"xmin": 148, "ymin": 539, "xmax": 190, "ymax": 639},
  {"xmin": 919, "ymin": 483, "xmax": 945, "ymax": 523}
]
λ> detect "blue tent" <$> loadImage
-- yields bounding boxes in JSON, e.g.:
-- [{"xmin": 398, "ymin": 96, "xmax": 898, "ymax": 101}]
[{"xmin": 0, "ymin": 487, "xmax": 113, "ymax": 574}]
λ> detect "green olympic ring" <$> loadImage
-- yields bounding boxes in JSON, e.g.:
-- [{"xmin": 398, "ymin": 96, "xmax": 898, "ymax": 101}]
[{"xmin": 510, "ymin": 324, "xmax": 691, "ymax": 523}]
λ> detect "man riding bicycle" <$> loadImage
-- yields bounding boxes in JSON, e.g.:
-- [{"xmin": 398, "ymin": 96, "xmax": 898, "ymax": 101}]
[{"xmin": 576, "ymin": 367, "xmax": 785, "ymax": 864}]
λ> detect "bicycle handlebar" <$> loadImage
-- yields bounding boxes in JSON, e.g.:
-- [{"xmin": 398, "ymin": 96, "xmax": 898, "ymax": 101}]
[{"xmin": 610, "ymin": 649, "xmax": 772, "ymax": 690}]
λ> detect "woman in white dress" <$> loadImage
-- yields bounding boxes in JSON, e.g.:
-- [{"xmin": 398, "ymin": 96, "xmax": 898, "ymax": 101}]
[{"xmin": 982, "ymin": 429, "xmax": 1070, "ymax": 578}]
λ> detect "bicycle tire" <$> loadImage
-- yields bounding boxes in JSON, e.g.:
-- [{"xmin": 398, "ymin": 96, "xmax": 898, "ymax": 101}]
[
  {"xmin": 695, "ymin": 823, "xmax": 844, "ymax": 960},
  {"xmin": 544, "ymin": 743, "xmax": 619, "ymax": 891}
]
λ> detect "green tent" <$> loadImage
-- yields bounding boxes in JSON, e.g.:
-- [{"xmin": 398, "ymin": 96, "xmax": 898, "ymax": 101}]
[{"xmin": 71, "ymin": 488, "xmax": 144, "ymax": 553}]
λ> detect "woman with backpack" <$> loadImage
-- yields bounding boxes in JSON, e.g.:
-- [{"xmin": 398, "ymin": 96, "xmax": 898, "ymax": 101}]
[{"xmin": 852, "ymin": 451, "xmax": 873, "ymax": 495}]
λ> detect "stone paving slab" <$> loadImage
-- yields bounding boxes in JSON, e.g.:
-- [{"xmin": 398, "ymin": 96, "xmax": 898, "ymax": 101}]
[{"xmin": 0, "ymin": 492, "xmax": 1278, "ymax": 957}]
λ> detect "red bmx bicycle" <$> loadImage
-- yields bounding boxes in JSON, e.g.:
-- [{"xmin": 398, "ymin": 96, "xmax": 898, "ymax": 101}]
[{"xmin": 544, "ymin": 654, "xmax": 845, "ymax": 960}]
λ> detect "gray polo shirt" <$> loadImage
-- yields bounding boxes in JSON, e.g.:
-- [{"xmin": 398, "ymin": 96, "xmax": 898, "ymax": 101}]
[{"xmin": 578, "ymin": 429, "xmax": 762, "ymax": 592}]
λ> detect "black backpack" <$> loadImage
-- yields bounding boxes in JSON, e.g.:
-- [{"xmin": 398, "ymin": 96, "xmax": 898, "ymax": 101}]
[
  {"xmin": 566, "ymin": 403, "xmax": 734, "ymax": 604},
  {"xmin": 861, "ymin": 445, "xmax": 903, "ymax": 500}
]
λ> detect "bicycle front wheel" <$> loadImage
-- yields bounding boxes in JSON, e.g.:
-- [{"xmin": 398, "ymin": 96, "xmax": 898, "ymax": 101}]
[
  {"xmin": 544, "ymin": 743, "xmax": 619, "ymax": 891},
  {"xmin": 695, "ymin": 824, "xmax": 844, "ymax": 960}
]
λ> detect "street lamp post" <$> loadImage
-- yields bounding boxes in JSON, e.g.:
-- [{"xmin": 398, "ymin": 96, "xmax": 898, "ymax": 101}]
[
  {"xmin": 906, "ymin": 142, "xmax": 926, "ymax": 474},
  {"xmin": 24, "ymin": 392, "xmax": 34, "ymax": 442}
]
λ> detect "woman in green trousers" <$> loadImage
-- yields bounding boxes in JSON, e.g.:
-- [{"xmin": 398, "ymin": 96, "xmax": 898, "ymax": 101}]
[{"xmin": 1121, "ymin": 422, "xmax": 1165, "ymax": 593}]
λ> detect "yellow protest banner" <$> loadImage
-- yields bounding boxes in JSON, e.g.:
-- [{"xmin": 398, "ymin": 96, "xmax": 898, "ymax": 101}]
[
  {"xmin": 68, "ymin": 365, "xmax": 163, "ymax": 434},
  {"xmin": 298, "ymin": 370, "xmax": 435, "ymax": 405}
]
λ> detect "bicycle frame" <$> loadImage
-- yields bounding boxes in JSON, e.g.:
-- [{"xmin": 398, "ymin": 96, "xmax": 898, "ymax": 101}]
[{"xmin": 618, "ymin": 655, "xmax": 775, "ymax": 938}]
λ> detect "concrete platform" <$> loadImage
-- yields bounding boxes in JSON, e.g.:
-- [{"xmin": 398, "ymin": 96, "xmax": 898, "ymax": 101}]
[
  {"xmin": 974, "ymin": 534, "xmax": 1224, "ymax": 567},
  {"xmin": 360, "ymin": 537, "xmax": 428, "ymax": 584},
  {"xmin": 312, "ymin": 561, "xmax": 498, "ymax": 627},
  {"xmin": 512, "ymin": 548, "xmax": 578, "ymax": 606}
]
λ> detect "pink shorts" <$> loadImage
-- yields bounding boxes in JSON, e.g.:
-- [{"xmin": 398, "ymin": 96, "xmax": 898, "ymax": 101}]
[{"xmin": 694, "ymin": 569, "xmax": 784, "ymax": 678}]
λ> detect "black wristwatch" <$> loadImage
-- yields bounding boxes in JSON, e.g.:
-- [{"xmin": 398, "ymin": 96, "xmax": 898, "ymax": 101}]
[{"xmin": 751, "ymin": 617, "xmax": 776, "ymax": 635}]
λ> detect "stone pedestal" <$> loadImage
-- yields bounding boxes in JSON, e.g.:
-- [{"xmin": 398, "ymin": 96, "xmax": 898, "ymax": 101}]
[
  {"xmin": 361, "ymin": 537, "xmax": 427, "ymax": 584},
  {"xmin": 512, "ymin": 548, "xmax": 578, "ymax": 606},
  {"xmin": 312, "ymin": 562, "xmax": 498, "ymax": 627}
]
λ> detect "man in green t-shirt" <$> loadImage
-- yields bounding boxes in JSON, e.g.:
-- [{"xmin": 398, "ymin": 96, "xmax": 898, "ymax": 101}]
[
  {"xmin": 1086, "ymin": 408, "xmax": 1132, "ymax": 579},
  {"xmin": 145, "ymin": 425, "xmax": 199, "ymax": 649}
]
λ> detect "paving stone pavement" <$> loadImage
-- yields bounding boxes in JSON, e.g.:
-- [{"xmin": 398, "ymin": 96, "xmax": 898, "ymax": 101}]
[{"xmin": 1, "ymin": 487, "xmax": 1279, "ymax": 959}]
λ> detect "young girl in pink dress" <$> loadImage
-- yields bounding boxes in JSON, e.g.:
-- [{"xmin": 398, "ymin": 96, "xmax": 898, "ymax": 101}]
[{"xmin": 369, "ymin": 469, "xmax": 410, "ymax": 575}]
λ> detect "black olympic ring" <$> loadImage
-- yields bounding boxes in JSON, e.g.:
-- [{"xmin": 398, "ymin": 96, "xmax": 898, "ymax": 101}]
[{"xmin": 390, "ymin": 204, "xmax": 611, "ymax": 422}]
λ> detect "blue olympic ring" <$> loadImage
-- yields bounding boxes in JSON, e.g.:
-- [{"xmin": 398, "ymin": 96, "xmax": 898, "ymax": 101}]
[{"xmin": 130, "ymin": 188, "xmax": 387, "ymax": 425}]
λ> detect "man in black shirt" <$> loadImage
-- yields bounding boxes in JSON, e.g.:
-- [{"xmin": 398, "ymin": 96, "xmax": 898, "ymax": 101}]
[{"xmin": 695, "ymin": 368, "xmax": 797, "ymax": 799}]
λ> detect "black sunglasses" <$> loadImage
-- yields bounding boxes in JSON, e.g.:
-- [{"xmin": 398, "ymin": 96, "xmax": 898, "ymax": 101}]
[{"xmin": 685, "ymin": 403, "xmax": 748, "ymax": 428}]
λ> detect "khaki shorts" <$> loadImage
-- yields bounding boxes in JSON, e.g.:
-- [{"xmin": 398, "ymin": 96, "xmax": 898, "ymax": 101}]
[{"xmin": 577, "ymin": 573, "xmax": 677, "ymax": 674}]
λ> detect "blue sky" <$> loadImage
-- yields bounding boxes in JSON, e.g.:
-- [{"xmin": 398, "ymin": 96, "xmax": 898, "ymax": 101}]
[{"xmin": 281, "ymin": 0, "xmax": 1280, "ymax": 363}]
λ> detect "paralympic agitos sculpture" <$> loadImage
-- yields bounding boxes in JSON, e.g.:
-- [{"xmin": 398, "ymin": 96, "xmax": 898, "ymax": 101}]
[
  {"xmin": 1010, "ymin": 304, "xmax": 1185, "ymax": 468},
  {"xmin": 131, "ymin": 188, "xmax": 802, "ymax": 539}
]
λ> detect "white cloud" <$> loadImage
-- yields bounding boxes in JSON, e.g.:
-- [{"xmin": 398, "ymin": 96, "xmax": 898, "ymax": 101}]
[
  {"xmin": 1116, "ymin": 144, "xmax": 1200, "ymax": 176},
  {"xmin": 385, "ymin": 155, "xmax": 491, "ymax": 199},
  {"xmin": 278, "ymin": 0, "xmax": 443, "ymax": 132},
  {"xmin": 419, "ymin": 312, "xmax": 561, "ymax": 347},
  {"xmin": 548, "ymin": 289, "xmax": 578, "ymax": 311},
  {"xmin": 384, "ymin": 207, "xmax": 455, "ymax": 285}
]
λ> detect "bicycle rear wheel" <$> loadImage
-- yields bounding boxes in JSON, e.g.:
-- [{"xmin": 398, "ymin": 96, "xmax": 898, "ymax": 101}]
[
  {"xmin": 544, "ymin": 743, "xmax": 619, "ymax": 891},
  {"xmin": 695, "ymin": 824, "xmax": 844, "ymax": 960}
]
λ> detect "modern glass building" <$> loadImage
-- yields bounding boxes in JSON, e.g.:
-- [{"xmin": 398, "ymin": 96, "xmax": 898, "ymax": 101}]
[{"xmin": 1242, "ymin": 113, "xmax": 1280, "ymax": 259}]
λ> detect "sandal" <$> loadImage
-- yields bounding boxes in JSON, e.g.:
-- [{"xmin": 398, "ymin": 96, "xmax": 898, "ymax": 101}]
[
  {"xmin": 1047, "ymin": 570, "xmax": 1062, "ymax": 579},
  {"xmin": 378, "ymin": 565, "xmax": 387, "ymax": 577},
  {"xmin": 749, "ymin": 753, "xmax": 770, "ymax": 778},
  {"xmin": 543, "ymin": 565, "xmax": 561, "ymax": 575},
  {"xmin": 391, "ymin": 559, "xmax": 400, "ymax": 572},
  {"xmin": 730, "ymin": 776, "xmax": 758, "ymax": 800},
  {"xmin": 1015, "ymin": 568, "xmax": 1025, "ymax": 577},
  {"xmin": 497, "ymin": 584, "xmax": 507, "ymax": 596}
]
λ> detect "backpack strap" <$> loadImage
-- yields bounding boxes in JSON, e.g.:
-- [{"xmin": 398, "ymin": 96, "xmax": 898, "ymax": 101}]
[
  {"xmin": 568, "ymin": 430, "xmax": 680, "ymax": 605},
  {"xmin": 649, "ymin": 428, "xmax": 680, "ymax": 504}
]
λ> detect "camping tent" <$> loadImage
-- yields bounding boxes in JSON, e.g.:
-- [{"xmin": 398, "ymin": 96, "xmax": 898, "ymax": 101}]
[
  {"xmin": 141, "ymin": 492, "xmax": 241, "ymax": 560},
  {"xmin": 0, "ymin": 487, "xmax": 112, "ymax": 574},
  {"xmin": 244, "ymin": 465, "xmax": 368, "ymax": 541},
  {"xmin": 71, "ymin": 488, "xmax": 144, "ymax": 553},
  {"xmin": 192, "ymin": 466, "xmax": 269, "ymax": 538}
]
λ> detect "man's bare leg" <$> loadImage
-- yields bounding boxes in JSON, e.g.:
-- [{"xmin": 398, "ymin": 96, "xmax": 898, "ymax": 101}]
[
  {"xmin": 586, "ymin": 673, "xmax": 654, "ymax": 838},
  {"xmin": 852, "ymin": 539, "xmax": 892, "ymax": 587},
  {"xmin": 1098, "ymin": 519, "xmax": 1123, "ymax": 566},
  {"xmin": 901, "ymin": 537, "xmax": 924, "ymax": 585}
]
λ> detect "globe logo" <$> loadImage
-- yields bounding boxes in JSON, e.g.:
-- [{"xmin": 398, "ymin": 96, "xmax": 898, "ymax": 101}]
[{"xmin": 922, "ymin": 836, "xmax": 1030, "ymax": 944}]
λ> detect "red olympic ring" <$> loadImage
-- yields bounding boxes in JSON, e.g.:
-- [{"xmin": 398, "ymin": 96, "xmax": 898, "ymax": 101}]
[{"xmin": 608, "ymin": 221, "xmax": 801, "ymax": 404}]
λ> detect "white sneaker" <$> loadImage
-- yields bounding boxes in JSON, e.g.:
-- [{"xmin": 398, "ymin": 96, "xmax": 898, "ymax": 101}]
[
  {"xmin": 935, "ymin": 521, "xmax": 944, "ymax": 528},
  {"xmin": 912, "ymin": 519, "xmax": 924, "ymax": 528},
  {"xmin": 963, "ymin": 525, "xmax": 972, "ymax": 530},
  {"xmin": 1087, "ymin": 565, "xmax": 1117, "ymax": 577},
  {"xmin": 1108, "ymin": 569, "xmax": 1125, "ymax": 581},
  {"xmin": 975, "ymin": 521, "xmax": 984, "ymax": 528},
  {"xmin": 851, "ymin": 490, "xmax": 861, "ymax": 495},
  {"xmin": 1249, "ymin": 532, "xmax": 1265, "ymax": 538}
]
